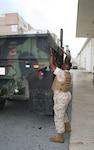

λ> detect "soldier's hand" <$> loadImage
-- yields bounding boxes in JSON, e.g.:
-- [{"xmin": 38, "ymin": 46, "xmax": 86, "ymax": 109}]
[{"xmin": 50, "ymin": 48, "xmax": 53, "ymax": 55}]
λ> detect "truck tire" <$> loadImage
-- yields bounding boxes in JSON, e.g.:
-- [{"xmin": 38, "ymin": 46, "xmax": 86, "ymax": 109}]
[{"xmin": 0, "ymin": 99, "xmax": 6, "ymax": 110}]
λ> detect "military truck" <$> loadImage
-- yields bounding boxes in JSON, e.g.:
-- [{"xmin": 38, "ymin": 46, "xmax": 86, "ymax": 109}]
[{"xmin": 0, "ymin": 29, "xmax": 64, "ymax": 114}]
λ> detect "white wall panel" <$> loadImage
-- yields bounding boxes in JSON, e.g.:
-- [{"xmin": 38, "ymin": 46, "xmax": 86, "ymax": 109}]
[
  {"xmin": 91, "ymin": 39, "xmax": 94, "ymax": 72},
  {"xmin": 77, "ymin": 39, "xmax": 92, "ymax": 72}
]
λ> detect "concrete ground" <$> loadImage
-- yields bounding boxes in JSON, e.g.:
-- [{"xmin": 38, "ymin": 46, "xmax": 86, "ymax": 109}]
[
  {"xmin": 69, "ymin": 69, "xmax": 94, "ymax": 150},
  {"xmin": 0, "ymin": 99, "xmax": 71, "ymax": 150}
]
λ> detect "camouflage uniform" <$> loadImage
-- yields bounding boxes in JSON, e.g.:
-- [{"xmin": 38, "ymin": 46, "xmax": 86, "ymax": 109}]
[{"xmin": 52, "ymin": 67, "xmax": 71, "ymax": 133}]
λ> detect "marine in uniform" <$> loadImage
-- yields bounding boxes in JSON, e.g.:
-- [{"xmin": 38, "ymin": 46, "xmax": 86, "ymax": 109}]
[{"xmin": 49, "ymin": 48, "xmax": 72, "ymax": 143}]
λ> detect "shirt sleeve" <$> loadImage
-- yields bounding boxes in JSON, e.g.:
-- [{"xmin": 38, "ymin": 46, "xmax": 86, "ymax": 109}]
[{"xmin": 53, "ymin": 67, "xmax": 65, "ymax": 82}]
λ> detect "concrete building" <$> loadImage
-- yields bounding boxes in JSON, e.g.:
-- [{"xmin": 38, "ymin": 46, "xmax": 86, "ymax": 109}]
[
  {"xmin": 0, "ymin": 13, "xmax": 33, "ymax": 35},
  {"xmin": 76, "ymin": 0, "xmax": 94, "ymax": 73}
]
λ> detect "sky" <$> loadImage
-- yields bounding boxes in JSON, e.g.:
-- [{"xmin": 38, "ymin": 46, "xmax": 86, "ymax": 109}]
[{"xmin": 0, "ymin": 0, "xmax": 87, "ymax": 58}]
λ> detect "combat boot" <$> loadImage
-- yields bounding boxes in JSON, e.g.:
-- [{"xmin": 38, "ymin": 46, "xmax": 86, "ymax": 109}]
[
  {"xmin": 49, "ymin": 133, "xmax": 64, "ymax": 143},
  {"xmin": 65, "ymin": 122, "xmax": 71, "ymax": 132}
]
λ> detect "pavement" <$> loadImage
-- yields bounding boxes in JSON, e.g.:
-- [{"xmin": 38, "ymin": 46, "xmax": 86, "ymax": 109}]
[
  {"xmin": 0, "ymin": 97, "xmax": 71, "ymax": 150},
  {"xmin": 69, "ymin": 69, "xmax": 94, "ymax": 150}
]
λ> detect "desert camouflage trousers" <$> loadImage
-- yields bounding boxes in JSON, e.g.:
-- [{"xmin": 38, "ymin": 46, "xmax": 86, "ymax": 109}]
[{"xmin": 53, "ymin": 90, "xmax": 71, "ymax": 133}]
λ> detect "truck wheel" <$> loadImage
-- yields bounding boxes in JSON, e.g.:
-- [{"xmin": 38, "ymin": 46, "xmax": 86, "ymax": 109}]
[{"xmin": 0, "ymin": 99, "xmax": 6, "ymax": 110}]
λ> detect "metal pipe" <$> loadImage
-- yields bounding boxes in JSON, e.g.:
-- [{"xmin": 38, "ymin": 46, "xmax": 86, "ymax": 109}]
[{"xmin": 60, "ymin": 28, "xmax": 63, "ymax": 47}]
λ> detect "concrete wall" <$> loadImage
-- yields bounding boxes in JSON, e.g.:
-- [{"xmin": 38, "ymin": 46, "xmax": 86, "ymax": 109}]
[
  {"xmin": 91, "ymin": 39, "xmax": 94, "ymax": 72},
  {"xmin": 76, "ymin": 38, "xmax": 94, "ymax": 72}
]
